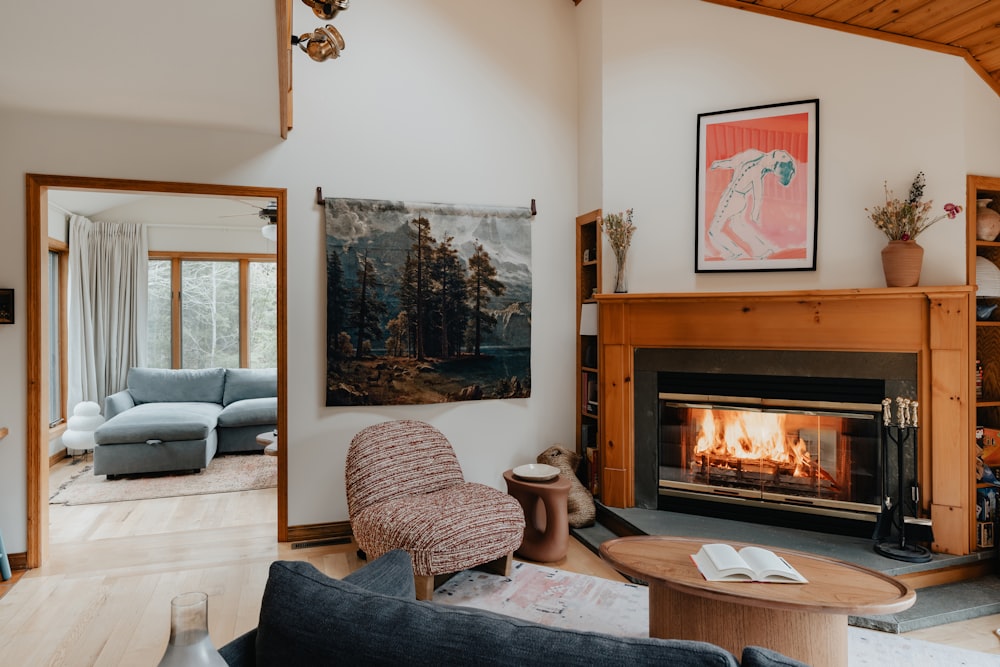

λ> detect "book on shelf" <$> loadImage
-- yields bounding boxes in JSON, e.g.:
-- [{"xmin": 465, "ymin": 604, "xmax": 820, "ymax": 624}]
[{"xmin": 690, "ymin": 543, "xmax": 808, "ymax": 584}]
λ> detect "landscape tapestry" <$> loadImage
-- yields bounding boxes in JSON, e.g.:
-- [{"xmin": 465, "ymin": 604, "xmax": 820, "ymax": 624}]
[{"xmin": 325, "ymin": 198, "xmax": 532, "ymax": 406}]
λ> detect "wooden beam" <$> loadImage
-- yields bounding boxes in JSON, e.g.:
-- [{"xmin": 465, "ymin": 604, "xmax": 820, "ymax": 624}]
[{"xmin": 277, "ymin": 0, "xmax": 292, "ymax": 138}]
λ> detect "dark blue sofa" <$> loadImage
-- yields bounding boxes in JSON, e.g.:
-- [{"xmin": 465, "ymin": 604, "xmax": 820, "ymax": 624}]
[{"xmin": 218, "ymin": 549, "xmax": 805, "ymax": 667}]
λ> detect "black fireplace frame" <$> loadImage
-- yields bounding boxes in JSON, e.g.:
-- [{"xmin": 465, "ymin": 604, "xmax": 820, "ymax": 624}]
[{"xmin": 633, "ymin": 348, "xmax": 918, "ymax": 534}]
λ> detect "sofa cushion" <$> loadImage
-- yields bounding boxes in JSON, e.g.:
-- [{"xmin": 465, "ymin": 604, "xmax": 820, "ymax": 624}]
[
  {"xmin": 127, "ymin": 367, "xmax": 226, "ymax": 405},
  {"xmin": 94, "ymin": 402, "xmax": 222, "ymax": 445},
  {"xmin": 253, "ymin": 560, "xmax": 739, "ymax": 667},
  {"xmin": 223, "ymin": 368, "xmax": 277, "ymax": 406},
  {"xmin": 217, "ymin": 397, "xmax": 278, "ymax": 427}
]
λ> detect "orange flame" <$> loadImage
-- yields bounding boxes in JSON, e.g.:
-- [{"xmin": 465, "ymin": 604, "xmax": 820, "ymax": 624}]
[{"xmin": 693, "ymin": 408, "xmax": 814, "ymax": 477}]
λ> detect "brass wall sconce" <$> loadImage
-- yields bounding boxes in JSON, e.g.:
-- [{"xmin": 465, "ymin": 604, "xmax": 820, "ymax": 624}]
[
  {"xmin": 302, "ymin": 0, "xmax": 349, "ymax": 20},
  {"xmin": 294, "ymin": 0, "xmax": 350, "ymax": 62}
]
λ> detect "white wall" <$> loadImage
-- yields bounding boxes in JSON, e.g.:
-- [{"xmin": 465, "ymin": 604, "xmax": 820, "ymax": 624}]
[
  {"xmin": 0, "ymin": 0, "xmax": 579, "ymax": 551},
  {"xmin": 599, "ymin": 0, "xmax": 977, "ymax": 294}
]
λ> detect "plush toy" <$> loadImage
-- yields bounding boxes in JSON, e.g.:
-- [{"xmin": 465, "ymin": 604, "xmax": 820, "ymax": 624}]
[{"xmin": 536, "ymin": 445, "xmax": 596, "ymax": 528}]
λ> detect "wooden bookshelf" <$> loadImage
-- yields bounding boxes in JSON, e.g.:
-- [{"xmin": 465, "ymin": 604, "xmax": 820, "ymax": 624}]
[{"xmin": 576, "ymin": 209, "xmax": 601, "ymax": 498}]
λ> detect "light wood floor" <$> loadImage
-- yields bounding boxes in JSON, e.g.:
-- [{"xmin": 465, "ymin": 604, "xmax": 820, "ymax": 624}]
[{"xmin": 0, "ymin": 459, "xmax": 996, "ymax": 665}]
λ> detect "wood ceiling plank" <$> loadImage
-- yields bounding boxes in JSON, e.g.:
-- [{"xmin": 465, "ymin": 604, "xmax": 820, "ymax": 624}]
[
  {"xmin": 815, "ymin": 0, "xmax": 885, "ymax": 23},
  {"xmin": 847, "ymin": 0, "xmax": 936, "ymax": 31},
  {"xmin": 915, "ymin": 2, "xmax": 1000, "ymax": 44},
  {"xmin": 745, "ymin": 2, "xmax": 796, "ymax": 10},
  {"xmin": 880, "ymin": 1, "xmax": 982, "ymax": 38},
  {"xmin": 778, "ymin": 0, "xmax": 841, "ymax": 16},
  {"xmin": 950, "ymin": 24, "xmax": 1000, "ymax": 53},
  {"xmin": 969, "ymin": 42, "xmax": 1000, "ymax": 73}
]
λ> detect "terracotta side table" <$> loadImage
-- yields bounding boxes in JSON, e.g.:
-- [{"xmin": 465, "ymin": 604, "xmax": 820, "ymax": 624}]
[
  {"xmin": 503, "ymin": 469, "xmax": 571, "ymax": 562},
  {"xmin": 600, "ymin": 536, "xmax": 916, "ymax": 667}
]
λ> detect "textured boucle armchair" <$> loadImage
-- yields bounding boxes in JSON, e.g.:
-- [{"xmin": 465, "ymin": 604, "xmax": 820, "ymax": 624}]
[{"xmin": 345, "ymin": 419, "xmax": 526, "ymax": 600}]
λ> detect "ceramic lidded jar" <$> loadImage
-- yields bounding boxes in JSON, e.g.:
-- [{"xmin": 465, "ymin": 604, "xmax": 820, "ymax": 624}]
[{"xmin": 976, "ymin": 198, "xmax": 1000, "ymax": 241}]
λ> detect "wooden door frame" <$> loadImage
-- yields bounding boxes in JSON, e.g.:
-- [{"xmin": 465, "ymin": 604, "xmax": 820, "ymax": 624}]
[{"xmin": 24, "ymin": 173, "xmax": 289, "ymax": 567}]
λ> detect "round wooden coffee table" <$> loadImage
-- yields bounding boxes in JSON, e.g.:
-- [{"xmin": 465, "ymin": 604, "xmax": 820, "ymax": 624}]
[
  {"xmin": 256, "ymin": 430, "xmax": 278, "ymax": 456},
  {"xmin": 600, "ymin": 535, "xmax": 915, "ymax": 667}
]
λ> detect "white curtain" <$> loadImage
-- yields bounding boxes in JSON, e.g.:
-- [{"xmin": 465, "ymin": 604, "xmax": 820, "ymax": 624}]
[{"xmin": 67, "ymin": 215, "xmax": 148, "ymax": 411}]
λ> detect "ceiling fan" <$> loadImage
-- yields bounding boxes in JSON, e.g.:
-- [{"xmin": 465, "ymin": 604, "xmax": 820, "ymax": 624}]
[{"xmin": 222, "ymin": 200, "xmax": 279, "ymax": 241}]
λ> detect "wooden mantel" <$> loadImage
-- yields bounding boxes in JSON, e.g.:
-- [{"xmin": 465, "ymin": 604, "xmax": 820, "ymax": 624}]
[{"xmin": 595, "ymin": 286, "xmax": 976, "ymax": 555}]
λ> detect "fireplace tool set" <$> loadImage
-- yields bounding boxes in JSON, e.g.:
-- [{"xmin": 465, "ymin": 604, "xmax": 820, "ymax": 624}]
[{"xmin": 873, "ymin": 397, "xmax": 933, "ymax": 563}]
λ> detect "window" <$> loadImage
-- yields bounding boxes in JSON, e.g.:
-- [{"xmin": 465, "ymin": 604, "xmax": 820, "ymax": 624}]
[
  {"xmin": 249, "ymin": 261, "xmax": 278, "ymax": 368},
  {"xmin": 147, "ymin": 259, "xmax": 173, "ymax": 368},
  {"xmin": 148, "ymin": 254, "xmax": 276, "ymax": 369},
  {"xmin": 48, "ymin": 245, "xmax": 67, "ymax": 428}
]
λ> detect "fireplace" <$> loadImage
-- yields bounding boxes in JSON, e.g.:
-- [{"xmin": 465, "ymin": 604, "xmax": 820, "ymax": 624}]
[
  {"xmin": 632, "ymin": 349, "xmax": 916, "ymax": 532},
  {"xmin": 595, "ymin": 287, "xmax": 975, "ymax": 554}
]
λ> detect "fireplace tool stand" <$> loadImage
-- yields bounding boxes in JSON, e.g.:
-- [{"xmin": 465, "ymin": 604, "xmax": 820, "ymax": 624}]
[{"xmin": 873, "ymin": 422, "xmax": 932, "ymax": 563}]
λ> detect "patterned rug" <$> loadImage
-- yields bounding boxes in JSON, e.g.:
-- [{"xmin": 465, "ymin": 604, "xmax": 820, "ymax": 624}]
[
  {"xmin": 49, "ymin": 454, "xmax": 277, "ymax": 505},
  {"xmin": 433, "ymin": 561, "xmax": 1000, "ymax": 666}
]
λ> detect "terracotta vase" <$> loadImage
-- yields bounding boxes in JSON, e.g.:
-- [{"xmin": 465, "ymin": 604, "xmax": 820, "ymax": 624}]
[
  {"xmin": 881, "ymin": 240, "xmax": 924, "ymax": 288},
  {"xmin": 976, "ymin": 198, "xmax": 1000, "ymax": 242}
]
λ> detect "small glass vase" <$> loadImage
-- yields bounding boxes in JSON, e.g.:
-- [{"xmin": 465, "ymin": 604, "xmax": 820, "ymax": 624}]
[
  {"xmin": 158, "ymin": 592, "xmax": 227, "ymax": 667},
  {"xmin": 613, "ymin": 252, "xmax": 629, "ymax": 293}
]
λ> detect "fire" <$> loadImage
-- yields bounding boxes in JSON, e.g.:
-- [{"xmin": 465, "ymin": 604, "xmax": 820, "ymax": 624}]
[{"xmin": 693, "ymin": 408, "xmax": 814, "ymax": 477}]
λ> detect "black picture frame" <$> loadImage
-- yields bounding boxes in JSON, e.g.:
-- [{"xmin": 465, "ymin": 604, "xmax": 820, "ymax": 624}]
[
  {"xmin": 0, "ymin": 289, "xmax": 12, "ymax": 324},
  {"xmin": 695, "ymin": 99, "xmax": 819, "ymax": 273}
]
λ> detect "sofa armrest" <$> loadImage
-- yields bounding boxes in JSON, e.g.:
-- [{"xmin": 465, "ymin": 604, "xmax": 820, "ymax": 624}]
[
  {"xmin": 219, "ymin": 628, "xmax": 256, "ymax": 667},
  {"xmin": 103, "ymin": 390, "xmax": 135, "ymax": 421},
  {"xmin": 216, "ymin": 550, "xmax": 414, "ymax": 665}
]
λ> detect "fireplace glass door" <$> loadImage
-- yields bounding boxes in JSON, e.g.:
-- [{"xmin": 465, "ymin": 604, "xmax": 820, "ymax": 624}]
[{"xmin": 659, "ymin": 395, "xmax": 883, "ymax": 516}]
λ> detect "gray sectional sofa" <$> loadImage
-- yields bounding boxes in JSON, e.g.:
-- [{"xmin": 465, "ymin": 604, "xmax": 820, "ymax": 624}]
[
  {"xmin": 219, "ymin": 549, "xmax": 804, "ymax": 667},
  {"xmin": 93, "ymin": 367, "xmax": 277, "ymax": 478}
]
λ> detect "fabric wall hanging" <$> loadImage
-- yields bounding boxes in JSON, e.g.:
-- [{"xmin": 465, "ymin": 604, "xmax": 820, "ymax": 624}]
[{"xmin": 324, "ymin": 198, "xmax": 532, "ymax": 406}]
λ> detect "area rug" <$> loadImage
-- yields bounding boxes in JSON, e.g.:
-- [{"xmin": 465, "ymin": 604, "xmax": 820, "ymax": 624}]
[
  {"xmin": 433, "ymin": 562, "xmax": 1000, "ymax": 666},
  {"xmin": 49, "ymin": 454, "xmax": 277, "ymax": 505}
]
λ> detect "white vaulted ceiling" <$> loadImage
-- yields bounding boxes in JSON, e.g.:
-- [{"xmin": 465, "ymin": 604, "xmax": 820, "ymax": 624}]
[{"xmin": 0, "ymin": 1, "xmax": 281, "ymax": 135}]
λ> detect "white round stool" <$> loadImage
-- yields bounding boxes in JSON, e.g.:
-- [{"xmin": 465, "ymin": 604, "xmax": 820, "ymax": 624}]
[{"xmin": 63, "ymin": 401, "xmax": 105, "ymax": 456}]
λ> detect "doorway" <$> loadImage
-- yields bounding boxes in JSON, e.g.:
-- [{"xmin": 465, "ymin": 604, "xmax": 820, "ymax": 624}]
[{"xmin": 25, "ymin": 174, "xmax": 288, "ymax": 568}]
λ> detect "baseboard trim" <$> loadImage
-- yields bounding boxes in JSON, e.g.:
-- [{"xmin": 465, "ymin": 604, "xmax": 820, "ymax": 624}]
[
  {"xmin": 897, "ymin": 559, "xmax": 997, "ymax": 589},
  {"xmin": 5, "ymin": 551, "xmax": 27, "ymax": 572},
  {"xmin": 286, "ymin": 521, "xmax": 352, "ymax": 544}
]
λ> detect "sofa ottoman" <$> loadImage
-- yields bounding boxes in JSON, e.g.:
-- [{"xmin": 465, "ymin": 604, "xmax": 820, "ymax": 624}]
[
  {"xmin": 93, "ymin": 402, "xmax": 220, "ymax": 477},
  {"xmin": 95, "ymin": 367, "xmax": 227, "ymax": 477}
]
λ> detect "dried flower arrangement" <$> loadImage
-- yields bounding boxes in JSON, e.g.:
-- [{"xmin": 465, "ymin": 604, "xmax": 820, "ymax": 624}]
[
  {"xmin": 600, "ymin": 208, "xmax": 636, "ymax": 258},
  {"xmin": 600, "ymin": 208, "xmax": 636, "ymax": 292},
  {"xmin": 867, "ymin": 172, "xmax": 962, "ymax": 242}
]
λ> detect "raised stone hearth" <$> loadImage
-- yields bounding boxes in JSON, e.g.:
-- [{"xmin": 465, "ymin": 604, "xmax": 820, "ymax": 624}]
[{"xmin": 594, "ymin": 287, "xmax": 976, "ymax": 555}]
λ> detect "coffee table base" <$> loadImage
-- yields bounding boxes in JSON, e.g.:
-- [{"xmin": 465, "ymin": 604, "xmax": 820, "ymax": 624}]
[{"xmin": 652, "ymin": 586, "xmax": 847, "ymax": 667}]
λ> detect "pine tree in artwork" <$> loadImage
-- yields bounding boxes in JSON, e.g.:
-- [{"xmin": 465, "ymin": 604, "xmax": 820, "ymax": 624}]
[
  {"xmin": 465, "ymin": 242, "xmax": 506, "ymax": 357},
  {"xmin": 348, "ymin": 249, "xmax": 388, "ymax": 358}
]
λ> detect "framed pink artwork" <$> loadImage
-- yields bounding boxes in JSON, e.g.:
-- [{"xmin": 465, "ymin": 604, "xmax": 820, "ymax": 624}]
[{"xmin": 695, "ymin": 99, "xmax": 819, "ymax": 273}]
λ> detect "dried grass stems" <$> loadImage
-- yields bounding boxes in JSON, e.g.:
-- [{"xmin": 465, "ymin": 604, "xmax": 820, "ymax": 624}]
[{"xmin": 867, "ymin": 172, "xmax": 962, "ymax": 242}]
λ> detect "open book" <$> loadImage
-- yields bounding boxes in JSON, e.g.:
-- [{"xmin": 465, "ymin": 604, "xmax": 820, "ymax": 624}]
[{"xmin": 691, "ymin": 543, "xmax": 808, "ymax": 583}]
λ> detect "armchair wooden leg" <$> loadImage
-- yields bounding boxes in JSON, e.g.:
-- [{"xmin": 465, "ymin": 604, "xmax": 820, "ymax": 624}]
[
  {"xmin": 477, "ymin": 552, "xmax": 514, "ymax": 577},
  {"xmin": 414, "ymin": 574, "xmax": 435, "ymax": 601}
]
